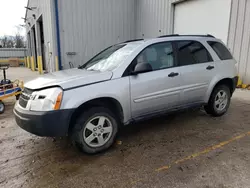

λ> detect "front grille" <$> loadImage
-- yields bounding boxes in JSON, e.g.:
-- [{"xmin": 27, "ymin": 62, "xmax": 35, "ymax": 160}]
[{"xmin": 19, "ymin": 88, "xmax": 33, "ymax": 108}]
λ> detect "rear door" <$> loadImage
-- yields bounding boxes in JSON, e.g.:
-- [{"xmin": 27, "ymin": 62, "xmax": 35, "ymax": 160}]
[{"xmin": 175, "ymin": 40, "xmax": 215, "ymax": 105}]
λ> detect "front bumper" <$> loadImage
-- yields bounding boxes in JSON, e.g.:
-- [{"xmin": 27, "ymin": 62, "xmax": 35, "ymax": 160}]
[{"xmin": 14, "ymin": 104, "xmax": 74, "ymax": 137}]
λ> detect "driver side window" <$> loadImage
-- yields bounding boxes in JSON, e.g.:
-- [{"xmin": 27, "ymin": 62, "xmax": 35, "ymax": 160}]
[{"xmin": 135, "ymin": 42, "xmax": 174, "ymax": 71}]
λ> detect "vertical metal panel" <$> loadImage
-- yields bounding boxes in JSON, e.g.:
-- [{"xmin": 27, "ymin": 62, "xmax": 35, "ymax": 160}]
[
  {"xmin": 228, "ymin": 0, "xmax": 250, "ymax": 83},
  {"xmin": 135, "ymin": 0, "xmax": 180, "ymax": 38},
  {"xmin": 238, "ymin": 0, "xmax": 250, "ymax": 83},
  {"xmin": 58, "ymin": 0, "xmax": 136, "ymax": 69},
  {"xmin": 227, "ymin": 0, "xmax": 239, "ymax": 52},
  {"xmin": 26, "ymin": 0, "xmax": 58, "ymax": 72},
  {"xmin": 0, "ymin": 49, "xmax": 27, "ymax": 59},
  {"xmin": 232, "ymin": 0, "xmax": 246, "ymax": 65}
]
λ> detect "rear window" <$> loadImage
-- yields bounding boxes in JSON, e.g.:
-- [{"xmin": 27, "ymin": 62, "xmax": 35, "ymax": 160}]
[
  {"xmin": 176, "ymin": 41, "xmax": 212, "ymax": 66},
  {"xmin": 207, "ymin": 41, "xmax": 233, "ymax": 60}
]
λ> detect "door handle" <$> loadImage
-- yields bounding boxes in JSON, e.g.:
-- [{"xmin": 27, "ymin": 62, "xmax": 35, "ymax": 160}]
[
  {"xmin": 206, "ymin": 65, "xmax": 215, "ymax": 70},
  {"xmin": 168, "ymin": 72, "xmax": 179, "ymax": 77}
]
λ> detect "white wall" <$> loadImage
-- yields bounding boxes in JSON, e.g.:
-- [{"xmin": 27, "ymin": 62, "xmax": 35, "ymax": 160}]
[{"xmin": 174, "ymin": 0, "xmax": 231, "ymax": 44}]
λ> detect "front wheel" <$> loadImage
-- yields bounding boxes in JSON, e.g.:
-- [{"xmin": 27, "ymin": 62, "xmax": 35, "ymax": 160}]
[
  {"xmin": 204, "ymin": 85, "xmax": 231, "ymax": 117},
  {"xmin": 72, "ymin": 107, "xmax": 119, "ymax": 154}
]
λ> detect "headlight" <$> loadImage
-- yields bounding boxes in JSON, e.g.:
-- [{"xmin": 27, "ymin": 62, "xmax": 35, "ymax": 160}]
[{"xmin": 29, "ymin": 87, "xmax": 63, "ymax": 111}]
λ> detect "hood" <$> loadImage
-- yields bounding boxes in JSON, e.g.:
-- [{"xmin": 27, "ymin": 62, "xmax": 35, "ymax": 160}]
[{"xmin": 25, "ymin": 68, "xmax": 113, "ymax": 90}]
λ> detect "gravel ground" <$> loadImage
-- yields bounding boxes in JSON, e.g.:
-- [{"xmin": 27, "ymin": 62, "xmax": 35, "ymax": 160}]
[{"xmin": 1, "ymin": 68, "xmax": 250, "ymax": 188}]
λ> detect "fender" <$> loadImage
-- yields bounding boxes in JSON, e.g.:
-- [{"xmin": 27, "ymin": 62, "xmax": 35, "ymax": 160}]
[{"xmin": 205, "ymin": 76, "xmax": 235, "ymax": 103}]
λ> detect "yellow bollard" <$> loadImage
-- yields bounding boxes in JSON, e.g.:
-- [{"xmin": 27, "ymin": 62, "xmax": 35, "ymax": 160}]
[
  {"xmin": 24, "ymin": 57, "xmax": 27, "ymax": 67},
  {"xmin": 38, "ymin": 56, "xmax": 43, "ymax": 74},
  {"xmin": 242, "ymin": 84, "xmax": 248, "ymax": 89},
  {"xmin": 237, "ymin": 76, "xmax": 243, "ymax": 88},
  {"xmin": 28, "ymin": 57, "xmax": 30, "ymax": 68},
  {"xmin": 27, "ymin": 57, "xmax": 30, "ymax": 68},
  {"xmin": 38, "ymin": 56, "xmax": 41, "ymax": 74},
  {"xmin": 30, "ymin": 57, "xmax": 33, "ymax": 70},
  {"xmin": 25, "ymin": 58, "xmax": 27, "ymax": 67},
  {"xmin": 31, "ymin": 56, "xmax": 35, "ymax": 71},
  {"xmin": 37, "ymin": 56, "xmax": 40, "ymax": 73},
  {"xmin": 55, "ymin": 56, "xmax": 59, "ymax": 71}
]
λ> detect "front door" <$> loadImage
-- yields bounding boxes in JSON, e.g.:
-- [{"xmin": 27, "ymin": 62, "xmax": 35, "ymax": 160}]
[{"xmin": 129, "ymin": 42, "xmax": 182, "ymax": 118}]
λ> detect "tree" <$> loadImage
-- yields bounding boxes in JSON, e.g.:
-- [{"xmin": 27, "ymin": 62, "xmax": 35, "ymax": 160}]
[
  {"xmin": 0, "ymin": 34, "xmax": 25, "ymax": 48},
  {"xmin": 14, "ymin": 33, "xmax": 25, "ymax": 48},
  {"xmin": 0, "ymin": 25, "xmax": 26, "ymax": 48},
  {"xmin": 0, "ymin": 36, "xmax": 15, "ymax": 48}
]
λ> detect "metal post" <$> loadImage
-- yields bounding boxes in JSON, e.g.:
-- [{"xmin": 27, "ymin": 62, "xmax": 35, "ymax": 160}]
[
  {"xmin": 3, "ymin": 69, "xmax": 6, "ymax": 82},
  {"xmin": 30, "ymin": 28, "xmax": 36, "ymax": 71},
  {"xmin": 36, "ymin": 21, "xmax": 44, "ymax": 74}
]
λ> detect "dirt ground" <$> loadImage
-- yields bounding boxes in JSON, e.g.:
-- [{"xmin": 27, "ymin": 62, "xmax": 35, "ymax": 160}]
[{"xmin": 1, "ymin": 68, "xmax": 250, "ymax": 188}]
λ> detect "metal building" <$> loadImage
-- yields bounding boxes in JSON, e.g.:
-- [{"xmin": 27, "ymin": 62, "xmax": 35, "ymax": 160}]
[{"xmin": 25, "ymin": 0, "xmax": 250, "ymax": 84}]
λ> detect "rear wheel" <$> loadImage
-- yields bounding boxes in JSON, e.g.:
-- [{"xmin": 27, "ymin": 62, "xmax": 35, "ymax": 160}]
[
  {"xmin": 72, "ymin": 107, "xmax": 118, "ymax": 154},
  {"xmin": 204, "ymin": 85, "xmax": 231, "ymax": 117},
  {"xmin": 0, "ymin": 101, "xmax": 5, "ymax": 114}
]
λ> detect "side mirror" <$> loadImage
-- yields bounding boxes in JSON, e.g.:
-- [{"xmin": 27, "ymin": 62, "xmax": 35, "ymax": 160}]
[{"xmin": 131, "ymin": 63, "xmax": 152, "ymax": 75}]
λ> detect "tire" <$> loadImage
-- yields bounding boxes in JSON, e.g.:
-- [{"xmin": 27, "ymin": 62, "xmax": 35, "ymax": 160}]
[
  {"xmin": 204, "ymin": 85, "xmax": 231, "ymax": 117},
  {"xmin": 71, "ymin": 107, "xmax": 119, "ymax": 154},
  {"xmin": 0, "ymin": 101, "xmax": 5, "ymax": 114}
]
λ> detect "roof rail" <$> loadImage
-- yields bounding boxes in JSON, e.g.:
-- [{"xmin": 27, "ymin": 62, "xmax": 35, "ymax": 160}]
[
  {"xmin": 124, "ymin": 39, "xmax": 144, "ymax": 43},
  {"xmin": 158, "ymin": 34, "xmax": 215, "ymax": 38},
  {"xmin": 158, "ymin": 34, "xmax": 179, "ymax": 38}
]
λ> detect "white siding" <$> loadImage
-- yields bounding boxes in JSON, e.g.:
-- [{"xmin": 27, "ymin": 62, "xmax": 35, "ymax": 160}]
[
  {"xmin": 58, "ymin": 0, "xmax": 136, "ymax": 69},
  {"xmin": 173, "ymin": 0, "xmax": 231, "ymax": 44},
  {"xmin": 228, "ymin": 0, "xmax": 250, "ymax": 83},
  {"xmin": 26, "ymin": 0, "xmax": 58, "ymax": 72}
]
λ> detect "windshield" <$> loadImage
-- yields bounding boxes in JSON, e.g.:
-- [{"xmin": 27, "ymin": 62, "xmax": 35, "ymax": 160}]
[{"xmin": 79, "ymin": 43, "xmax": 141, "ymax": 71}]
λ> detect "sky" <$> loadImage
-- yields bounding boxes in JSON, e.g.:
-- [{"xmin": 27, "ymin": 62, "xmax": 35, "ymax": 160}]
[{"xmin": 0, "ymin": 0, "xmax": 28, "ymax": 37}]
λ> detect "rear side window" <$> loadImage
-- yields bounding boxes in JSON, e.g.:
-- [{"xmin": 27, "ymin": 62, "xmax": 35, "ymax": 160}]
[
  {"xmin": 176, "ymin": 41, "xmax": 212, "ymax": 66},
  {"xmin": 207, "ymin": 41, "xmax": 233, "ymax": 60}
]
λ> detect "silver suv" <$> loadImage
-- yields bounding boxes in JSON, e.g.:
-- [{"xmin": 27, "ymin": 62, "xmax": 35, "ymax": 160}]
[{"xmin": 14, "ymin": 35, "xmax": 238, "ymax": 154}]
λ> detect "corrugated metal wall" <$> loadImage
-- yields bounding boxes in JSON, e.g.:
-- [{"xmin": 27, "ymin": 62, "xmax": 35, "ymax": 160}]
[
  {"xmin": 58, "ymin": 0, "xmax": 136, "ymax": 69},
  {"xmin": 228, "ymin": 0, "xmax": 250, "ymax": 83},
  {"xmin": 135, "ymin": 0, "xmax": 180, "ymax": 38},
  {"xmin": 26, "ymin": 0, "xmax": 58, "ymax": 72},
  {"xmin": 0, "ymin": 48, "xmax": 27, "ymax": 59}
]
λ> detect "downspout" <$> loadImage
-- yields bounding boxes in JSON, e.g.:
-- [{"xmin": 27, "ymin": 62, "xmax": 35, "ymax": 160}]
[{"xmin": 54, "ymin": 0, "xmax": 62, "ymax": 70}]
